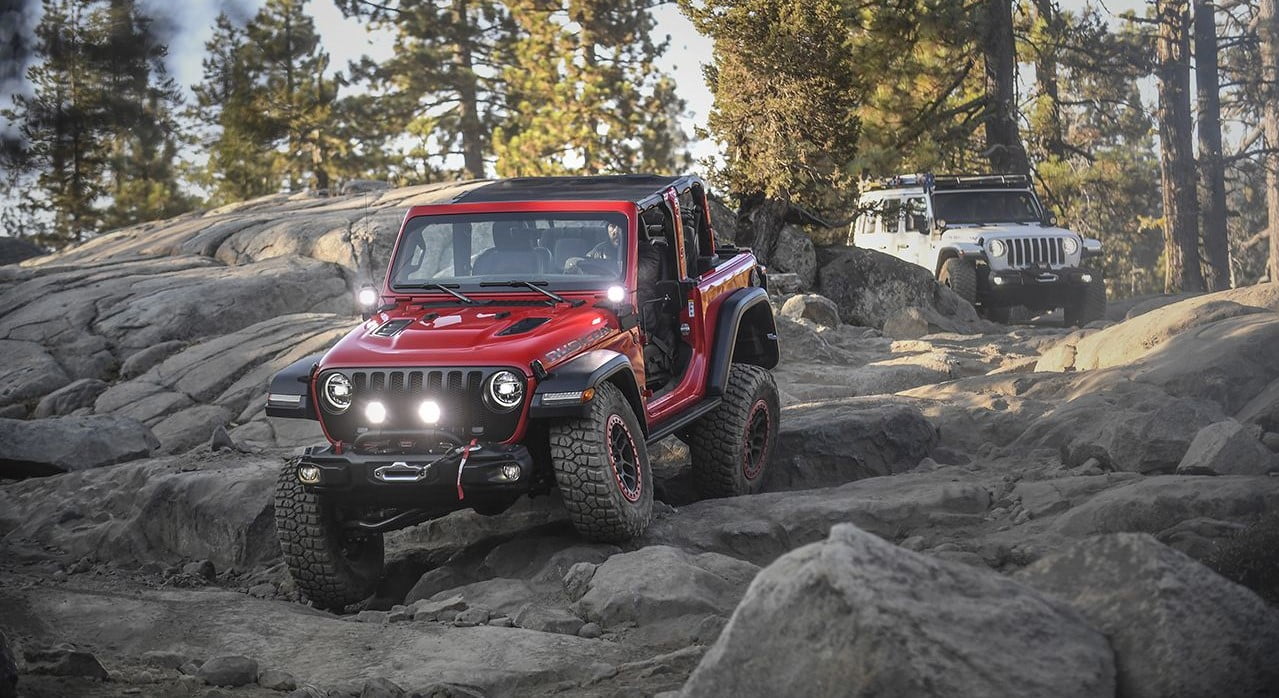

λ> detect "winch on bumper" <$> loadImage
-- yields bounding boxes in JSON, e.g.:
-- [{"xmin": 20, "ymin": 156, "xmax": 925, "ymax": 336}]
[
  {"xmin": 982, "ymin": 266, "xmax": 1097, "ymax": 306},
  {"xmin": 294, "ymin": 438, "xmax": 536, "ymax": 507}
]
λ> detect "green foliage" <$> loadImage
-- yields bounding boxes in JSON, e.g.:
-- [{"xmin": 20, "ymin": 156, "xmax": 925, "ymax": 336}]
[
  {"xmin": 194, "ymin": 0, "xmax": 352, "ymax": 203},
  {"xmin": 340, "ymin": 0, "xmax": 688, "ymax": 179},
  {"xmin": 1, "ymin": 0, "xmax": 192, "ymax": 248},
  {"xmin": 494, "ymin": 0, "xmax": 690, "ymax": 177},
  {"xmin": 1022, "ymin": 2, "xmax": 1165, "ymax": 297},
  {"xmin": 683, "ymin": 0, "xmax": 863, "ymax": 213}
]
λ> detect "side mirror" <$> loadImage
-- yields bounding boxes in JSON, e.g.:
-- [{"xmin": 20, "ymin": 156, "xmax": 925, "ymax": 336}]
[{"xmin": 913, "ymin": 216, "xmax": 928, "ymax": 234}]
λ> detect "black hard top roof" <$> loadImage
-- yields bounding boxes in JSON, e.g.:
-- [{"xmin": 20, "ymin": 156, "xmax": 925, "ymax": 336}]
[{"xmin": 451, "ymin": 174, "xmax": 697, "ymax": 205}]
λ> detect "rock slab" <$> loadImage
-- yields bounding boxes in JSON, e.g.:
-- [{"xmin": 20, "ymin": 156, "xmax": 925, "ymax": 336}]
[{"xmin": 0, "ymin": 415, "xmax": 159, "ymax": 476}]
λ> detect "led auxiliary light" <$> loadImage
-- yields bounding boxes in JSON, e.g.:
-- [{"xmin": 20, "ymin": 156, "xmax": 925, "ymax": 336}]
[
  {"xmin": 357, "ymin": 287, "xmax": 378, "ymax": 307},
  {"xmin": 366, "ymin": 400, "xmax": 388, "ymax": 424},
  {"xmin": 1080, "ymin": 273, "xmax": 1094, "ymax": 284},
  {"xmin": 606, "ymin": 285, "xmax": 625, "ymax": 303},
  {"xmin": 419, "ymin": 400, "xmax": 442, "ymax": 425}
]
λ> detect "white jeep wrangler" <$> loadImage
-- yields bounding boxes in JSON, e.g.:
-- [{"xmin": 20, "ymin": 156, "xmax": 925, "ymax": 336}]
[{"xmin": 847, "ymin": 174, "xmax": 1106, "ymax": 325}]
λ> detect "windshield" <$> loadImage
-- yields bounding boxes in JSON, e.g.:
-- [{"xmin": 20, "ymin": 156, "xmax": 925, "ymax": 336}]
[
  {"xmin": 389, "ymin": 211, "xmax": 628, "ymax": 291},
  {"xmin": 932, "ymin": 190, "xmax": 1043, "ymax": 225}
]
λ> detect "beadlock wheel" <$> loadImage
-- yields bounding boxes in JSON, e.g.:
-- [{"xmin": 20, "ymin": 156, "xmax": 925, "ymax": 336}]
[
  {"xmin": 685, "ymin": 363, "xmax": 780, "ymax": 498},
  {"xmin": 549, "ymin": 381, "xmax": 653, "ymax": 542}
]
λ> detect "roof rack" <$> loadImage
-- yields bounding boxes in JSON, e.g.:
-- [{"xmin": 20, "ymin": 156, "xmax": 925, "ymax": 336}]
[{"xmin": 866, "ymin": 173, "xmax": 1032, "ymax": 192}]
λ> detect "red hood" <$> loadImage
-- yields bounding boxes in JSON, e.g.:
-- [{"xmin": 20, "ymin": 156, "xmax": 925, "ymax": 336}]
[{"xmin": 320, "ymin": 298, "xmax": 620, "ymax": 375}]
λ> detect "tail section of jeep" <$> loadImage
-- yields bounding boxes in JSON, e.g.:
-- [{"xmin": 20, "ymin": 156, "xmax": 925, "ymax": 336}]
[
  {"xmin": 847, "ymin": 174, "xmax": 1106, "ymax": 325},
  {"xmin": 266, "ymin": 175, "xmax": 780, "ymax": 610}
]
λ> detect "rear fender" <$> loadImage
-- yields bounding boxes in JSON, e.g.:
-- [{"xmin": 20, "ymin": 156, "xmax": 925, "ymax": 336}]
[{"xmin": 707, "ymin": 287, "xmax": 779, "ymax": 397}]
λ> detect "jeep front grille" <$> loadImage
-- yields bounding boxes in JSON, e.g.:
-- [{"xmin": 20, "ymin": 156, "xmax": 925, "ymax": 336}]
[
  {"xmin": 1006, "ymin": 237, "xmax": 1066, "ymax": 268},
  {"xmin": 317, "ymin": 367, "xmax": 524, "ymax": 449}
]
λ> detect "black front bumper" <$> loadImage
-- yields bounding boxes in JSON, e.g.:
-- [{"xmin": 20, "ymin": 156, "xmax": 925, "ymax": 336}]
[
  {"xmin": 981, "ymin": 266, "xmax": 1096, "ymax": 308},
  {"xmin": 297, "ymin": 441, "xmax": 536, "ymax": 508}
]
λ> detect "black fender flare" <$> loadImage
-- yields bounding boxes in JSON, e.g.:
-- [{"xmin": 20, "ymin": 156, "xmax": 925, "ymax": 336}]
[
  {"xmin": 708, "ymin": 286, "xmax": 779, "ymax": 397},
  {"xmin": 529, "ymin": 349, "xmax": 646, "ymax": 432},
  {"xmin": 265, "ymin": 353, "xmax": 323, "ymax": 420}
]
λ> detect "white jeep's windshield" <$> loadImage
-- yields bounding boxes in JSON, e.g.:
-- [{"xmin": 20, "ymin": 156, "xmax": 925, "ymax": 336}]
[
  {"xmin": 389, "ymin": 212, "xmax": 628, "ymax": 291},
  {"xmin": 932, "ymin": 190, "xmax": 1042, "ymax": 225}
]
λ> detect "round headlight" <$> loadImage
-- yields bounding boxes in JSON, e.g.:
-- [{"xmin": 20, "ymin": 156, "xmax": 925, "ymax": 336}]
[
  {"xmin": 989, "ymin": 239, "xmax": 1007, "ymax": 257},
  {"xmin": 1062, "ymin": 236, "xmax": 1080, "ymax": 255},
  {"xmin": 322, "ymin": 373, "xmax": 352, "ymax": 413},
  {"xmin": 487, "ymin": 370, "xmax": 524, "ymax": 411}
]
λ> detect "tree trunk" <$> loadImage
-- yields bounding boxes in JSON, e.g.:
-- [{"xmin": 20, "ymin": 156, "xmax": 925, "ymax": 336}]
[
  {"xmin": 982, "ymin": 0, "xmax": 1029, "ymax": 174},
  {"xmin": 1195, "ymin": 0, "xmax": 1230, "ymax": 290},
  {"xmin": 736, "ymin": 192, "xmax": 790, "ymax": 268},
  {"xmin": 1032, "ymin": 0, "xmax": 1065, "ymax": 160},
  {"xmin": 452, "ymin": 0, "xmax": 486, "ymax": 180},
  {"xmin": 1156, "ymin": 0, "xmax": 1204, "ymax": 292},
  {"xmin": 1262, "ymin": 0, "xmax": 1279, "ymax": 283}
]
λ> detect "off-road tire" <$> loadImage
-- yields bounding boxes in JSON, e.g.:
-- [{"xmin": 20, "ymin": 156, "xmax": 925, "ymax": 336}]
[
  {"xmin": 939, "ymin": 257, "xmax": 978, "ymax": 305},
  {"xmin": 1065, "ymin": 276, "xmax": 1107, "ymax": 326},
  {"xmin": 684, "ymin": 363, "xmax": 780, "ymax": 498},
  {"xmin": 274, "ymin": 458, "xmax": 384, "ymax": 612},
  {"xmin": 549, "ymin": 381, "xmax": 652, "ymax": 542}
]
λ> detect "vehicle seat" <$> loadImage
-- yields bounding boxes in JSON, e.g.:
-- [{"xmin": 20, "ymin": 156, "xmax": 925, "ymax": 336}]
[
  {"xmin": 473, "ymin": 221, "xmax": 551, "ymax": 276},
  {"xmin": 552, "ymin": 234, "xmax": 595, "ymax": 271}
]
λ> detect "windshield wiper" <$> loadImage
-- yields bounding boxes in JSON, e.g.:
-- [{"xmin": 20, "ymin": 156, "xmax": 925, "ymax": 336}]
[
  {"xmin": 396, "ymin": 282, "xmax": 477, "ymax": 304},
  {"xmin": 479, "ymin": 280, "xmax": 568, "ymax": 305}
]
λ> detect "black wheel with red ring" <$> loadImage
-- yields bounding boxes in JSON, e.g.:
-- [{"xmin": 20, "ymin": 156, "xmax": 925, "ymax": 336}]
[
  {"xmin": 549, "ymin": 381, "xmax": 653, "ymax": 541},
  {"xmin": 685, "ymin": 363, "xmax": 780, "ymax": 498}
]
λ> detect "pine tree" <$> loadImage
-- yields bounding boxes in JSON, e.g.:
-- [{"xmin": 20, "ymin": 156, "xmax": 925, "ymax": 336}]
[
  {"xmin": 193, "ymin": 13, "xmax": 278, "ymax": 204},
  {"xmin": 493, "ymin": 0, "xmax": 690, "ymax": 177},
  {"xmin": 2, "ymin": 0, "xmax": 110, "ymax": 247},
  {"xmin": 95, "ymin": 0, "xmax": 193, "ymax": 229},
  {"xmin": 338, "ymin": 0, "xmax": 518, "ymax": 180},
  {"xmin": 1022, "ymin": 2, "xmax": 1165, "ymax": 296}
]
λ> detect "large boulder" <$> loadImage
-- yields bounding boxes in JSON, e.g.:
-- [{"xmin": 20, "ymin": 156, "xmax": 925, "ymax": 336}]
[
  {"xmin": 767, "ymin": 399, "xmax": 937, "ymax": 490},
  {"xmin": 778, "ymin": 293, "xmax": 840, "ymax": 328},
  {"xmin": 0, "ymin": 415, "xmax": 159, "ymax": 476},
  {"xmin": 0, "ymin": 237, "xmax": 44, "ymax": 266},
  {"xmin": 769, "ymin": 225, "xmax": 817, "ymax": 290},
  {"xmin": 0, "ymin": 452, "xmax": 280, "ymax": 571},
  {"xmin": 1175, "ymin": 420, "xmax": 1277, "ymax": 476},
  {"xmin": 1016, "ymin": 533, "xmax": 1279, "ymax": 698},
  {"xmin": 32, "ymin": 378, "xmax": 109, "ymax": 418},
  {"xmin": 568, "ymin": 546, "xmax": 759, "ymax": 633},
  {"xmin": 814, "ymin": 246, "xmax": 985, "ymax": 333},
  {"xmin": 680, "ymin": 524, "xmax": 1115, "ymax": 697}
]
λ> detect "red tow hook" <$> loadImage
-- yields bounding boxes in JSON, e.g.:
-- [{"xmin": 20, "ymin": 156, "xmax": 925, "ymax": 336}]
[{"xmin": 455, "ymin": 438, "xmax": 479, "ymax": 501}]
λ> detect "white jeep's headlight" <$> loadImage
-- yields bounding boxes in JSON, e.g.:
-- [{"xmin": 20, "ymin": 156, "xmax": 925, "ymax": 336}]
[
  {"xmin": 321, "ymin": 373, "xmax": 352, "ymax": 413},
  {"xmin": 1063, "ymin": 236, "xmax": 1080, "ymax": 255},
  {"xmin": 989, "ymin": 239, "xmax": 1007, "ymax": 257},
  {"xmin": 486, "ymin": 370, "xmax": 524, "ymax": 411}
]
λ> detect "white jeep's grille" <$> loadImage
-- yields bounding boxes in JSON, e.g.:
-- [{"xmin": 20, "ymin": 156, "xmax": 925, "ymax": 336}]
[{"xmin": 1006, "ymin": 237, "xmax": 1066, "ymax": 268}]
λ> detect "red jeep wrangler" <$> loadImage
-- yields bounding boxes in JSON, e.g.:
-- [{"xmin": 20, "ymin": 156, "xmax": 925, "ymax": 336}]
[{"xmin": 266, "ymin": 175, "xmax": 780, "ymax": 610}]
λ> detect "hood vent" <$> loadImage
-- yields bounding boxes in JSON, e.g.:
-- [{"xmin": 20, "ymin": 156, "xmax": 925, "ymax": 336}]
[
  {"xmin": 498, "ymin": 317, "xmax": 551, "ymax": 336},
  {"xmin": 371, "ymin": 319, "xmax": 413, "ymax": 337}
]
